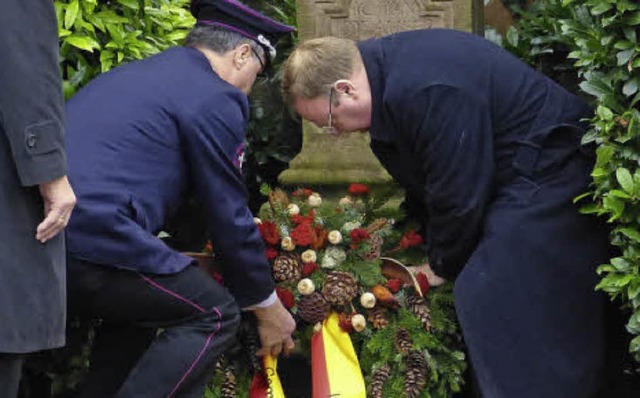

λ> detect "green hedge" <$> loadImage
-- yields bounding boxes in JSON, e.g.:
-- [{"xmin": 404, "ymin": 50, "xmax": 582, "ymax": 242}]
[
  {"xmin": 505, "ymin": 0, "xmax": 640, "ymax": 361},
  {"xmin": 54, "ymin": 0, "xmax": 194, "ymax": 98}
]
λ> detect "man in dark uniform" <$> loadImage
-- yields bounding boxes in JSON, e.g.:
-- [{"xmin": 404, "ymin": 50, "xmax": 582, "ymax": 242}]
[
  {"xmin": 0, "ymin": 0, "xmax": 77, "ymax": 396},
  {"xmin": 64, "ymin": 1, "xmax": 295, "ymax": 397},
  {"xmin": 283, "ymin": 31, "xmax": 620, "ymax": 397}
]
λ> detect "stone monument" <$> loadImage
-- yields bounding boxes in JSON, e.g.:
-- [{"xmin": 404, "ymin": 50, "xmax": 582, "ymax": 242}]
[{"xmin": 279, "ymin": 0, "xmax": 483, "ymax": 189}]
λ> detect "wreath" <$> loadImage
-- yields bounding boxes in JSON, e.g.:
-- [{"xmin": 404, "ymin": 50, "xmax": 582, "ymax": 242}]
[{"xmin": 205, "ymin": 184, "xmax": 467, "ymax": 398}]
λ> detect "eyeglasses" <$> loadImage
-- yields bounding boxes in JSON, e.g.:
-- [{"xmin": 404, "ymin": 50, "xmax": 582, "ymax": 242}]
[
  {"xmin": 250, "ymin": 47, "xmax": 267, "ymax": 78},
  {"xmin": 322, "ymin": 88, "xmax": 337, "ymax": 135}
]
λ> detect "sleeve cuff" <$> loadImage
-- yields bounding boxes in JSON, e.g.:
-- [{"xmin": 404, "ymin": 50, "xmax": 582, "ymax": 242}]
[{"xmin": 242, "ymin": 290, "xmax": 277, "ymax": 311}]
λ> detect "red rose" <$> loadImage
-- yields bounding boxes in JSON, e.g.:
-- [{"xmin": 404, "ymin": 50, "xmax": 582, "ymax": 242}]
[
  {"xmin": 265, "ymin": 247, "xmax": 279, "ymax": 260},
  {"xmin": 258, "ymin": 221, "xmax": 280, "ymax": 246},
  {"xmin": 290, "ymin": 222, "xmax": 313, "ymax": 247},
  {"xmin": 292, "ymin": 188, "xmax": 314, "ymax": 197},
  {"xmin": 349, "ymin": 228, "xmax": 371, "ymax": 248},
  {"xmin": 302, "ymin": 262, "xmax": 318, "ymax": 276},
  {"xmin": 292, "ymin": 209, "xmax": 315, "ymax": 225},
  {"xmin": 348, "ymin": 183, "xmax": 370, "ymax": 196},
  {"xmin": 400, "ymin": 230, "xmax": 423, "ymax": 249},
  {"xmin": 387, "ymin": 278, "xmax": 402, "ymax": 293},
  {"xmin": 415, "ymin": 272, "xmax": 430, "ymax": 296},
  {"xmin": 276, "ymin": 286, "xmax": 296, "ymax": 309}
]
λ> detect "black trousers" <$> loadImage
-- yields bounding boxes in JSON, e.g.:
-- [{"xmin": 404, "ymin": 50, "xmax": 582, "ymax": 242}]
[
  {"xmin": 0, "ymin": 354, "xmax": 24, "ymax": 398},
  {"xmin": 67, "ymin": 258, "xmax": 240, "ymax": 398}
]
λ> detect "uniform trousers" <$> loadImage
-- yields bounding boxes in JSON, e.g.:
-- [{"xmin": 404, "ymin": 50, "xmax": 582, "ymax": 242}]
[
  {"xmin": 67, "ymin": 258, "xmax": 240, "ymax": 398},
  {"xmin": 0, "ymin": 354, "xmax": 24, "ymax": 397}
]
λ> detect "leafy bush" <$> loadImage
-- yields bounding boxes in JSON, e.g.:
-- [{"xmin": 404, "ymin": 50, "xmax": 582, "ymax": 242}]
[
  {"xmin": 505, "ymin": 0, "xmax": 640, "ymax": 362},
  {"xmin": 54, "ymin": 0, "xmax": 194, "ymax": 99}
]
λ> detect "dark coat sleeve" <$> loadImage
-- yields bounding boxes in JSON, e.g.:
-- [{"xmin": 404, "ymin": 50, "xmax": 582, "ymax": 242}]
[
  {"xmin": 0, "ymin": 0, "xmax": 67, "ymax": 187},
  {"xmin": 404, "ymin": 84, "xmax": 496, "ymax": 277},
  {"xmin": 180, "ymin": 89, "xmax": 274, "ymax": 308}
]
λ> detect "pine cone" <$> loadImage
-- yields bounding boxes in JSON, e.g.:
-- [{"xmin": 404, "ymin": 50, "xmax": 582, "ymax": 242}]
[
  {"xmin": 297, "ymin": 292, "xmax": 330, "ymax": 324},
  {"xmin": 220, "ymin": 365, "xmax": 237, "ymax": 398},
  {"xmin": 406, "ymin": 295, "xmax": 432, "ymax": 331},
  {"xmin": 403, "ymin": 351, "xmax": 428, "ymax": 398},
  {"xmin": 273, "ymin": 253, "xmax": 302, "ymax": 282},
  {"xmin": 370, "ymin": 365, "xmax": 391, "ymax": 398},
  {"xmin": 214, "ymin": 356, "xmax": 226, "ymax": 374},
  {"xmin": 367, "ymin": 307, "xmax": 389, "ymax": 329},
  {"xmin": 361, "ymin": 234, "xmax": 383, "ymax": 261},
  {"xmin": 322, "ymin": 271, "xmax": 358, "ymax": 306},
  {"xmin": 395, "ymin": 328, "xmax": 413, "ymax": 355},
  {"xmin": 365, "ymin": 218, "xmax": 388, "ymax": 234}
]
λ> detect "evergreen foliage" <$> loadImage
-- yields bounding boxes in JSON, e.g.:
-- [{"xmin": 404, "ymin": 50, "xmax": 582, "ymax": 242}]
[{"xmin": 504, "ymin": 0, "xmax": 640, "ymax": 362}]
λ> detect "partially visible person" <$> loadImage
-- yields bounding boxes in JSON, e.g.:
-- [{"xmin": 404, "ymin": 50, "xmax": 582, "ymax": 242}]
[
  {"xmin": 64, "ymin": 1, "xmax": 295, "ymax": 397},
  {"xmin": 0, "ymin": 1, "xmax": 76, "ymax": 396},
  {"xmin": 282, "ymin": 30, "xmax": 622, "ymax": 398}
]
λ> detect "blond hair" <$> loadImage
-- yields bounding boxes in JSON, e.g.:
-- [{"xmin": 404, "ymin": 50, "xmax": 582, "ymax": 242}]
[{"xmin": 282, "ymin": 36, "xmax": 360, "ymax": 107}]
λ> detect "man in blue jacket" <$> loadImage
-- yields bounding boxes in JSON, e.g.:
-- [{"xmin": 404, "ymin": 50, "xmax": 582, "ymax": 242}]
[
  {"xmin": 283, "ymin": 31, "xmax": 619, "ymax": 397},
  {"xmin": 65, "ymin": 1, "xmax": 295, "ymax": 397}
]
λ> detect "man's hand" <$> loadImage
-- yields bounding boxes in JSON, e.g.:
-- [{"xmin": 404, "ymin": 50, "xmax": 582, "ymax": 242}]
[
  {"xmin": 37, "ymin": 175, "xmax": 76, "ymax": 243},
  {"xmin": 411, "ymin": 262, "xmax": 446, "ymax": 287},
  {"xmin": 252, "ymin": 298, "xmax": 296, "ymax": 357}
]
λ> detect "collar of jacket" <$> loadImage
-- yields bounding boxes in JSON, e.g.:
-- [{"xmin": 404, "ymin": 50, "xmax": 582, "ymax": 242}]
[{"xmin": 357, "ymin": 38, "xmax": 395, "ymax": 143}]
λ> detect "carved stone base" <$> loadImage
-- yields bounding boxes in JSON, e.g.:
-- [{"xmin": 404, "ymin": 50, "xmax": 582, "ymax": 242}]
[{"xmin": 279, "ymin": 122, "xmax": 392, "ymax": 186}]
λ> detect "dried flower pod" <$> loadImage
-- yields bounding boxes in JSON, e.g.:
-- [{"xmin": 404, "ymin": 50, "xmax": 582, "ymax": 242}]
[
  {"xmin": 281, "ymin": 236, "xmax": 295, "ymax": 252},
  {"xmin": 287, "ymin": 203, "xmax": 300, "ymax": 216},
  {"xmin": 308, "ymin": 193, "xmax": 322, "ymax": 207},
  {"xmin": 328, "ymin": 230, "xmax": 343, "ymax": 244},
  {"xmin": 351, "ymin": 313, "xmax": 367, "ymax": 332},
  {"xmin": 360, "ymin": 292, "xmax": 376, "ymax": 309},
  {"xmin": 301, "ymin": 250, "xmax": 317, "ymax": 263},
  {"xmin": 297, "ymin": 278, "xmax": 315, "ymax": 296}
]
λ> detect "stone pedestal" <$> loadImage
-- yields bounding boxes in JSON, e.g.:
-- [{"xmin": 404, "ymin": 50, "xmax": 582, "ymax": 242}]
[{"xmin": 279, "ymin": 0, "xmax": 483, "ymax": 188}]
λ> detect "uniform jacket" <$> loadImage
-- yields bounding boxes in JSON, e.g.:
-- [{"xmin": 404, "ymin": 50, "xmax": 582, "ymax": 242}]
[
  {"xmin": 359, "ymin": 29, "xmax": 592, "ymax": 278},
  {"xmin": 0, "ymin": 0, "xmax": 67, "ymax": 353},
  {"xmin": 65, "ymin": 47, "xmax": 273, "ymax": 308}
]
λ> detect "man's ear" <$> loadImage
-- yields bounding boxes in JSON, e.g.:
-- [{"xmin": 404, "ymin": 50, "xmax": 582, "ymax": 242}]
[
  {"xmin": 233, "ymin": 43, "xmax": 252, "ymax": 70},
  {"xmin": 333, "ymin": 79, "xmax": 356, "ymax": 96}
]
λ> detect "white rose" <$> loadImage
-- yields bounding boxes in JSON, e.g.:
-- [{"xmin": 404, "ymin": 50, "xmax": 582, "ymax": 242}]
[
  {"xmin": 297, "ymin": 278, "xmax": 315, "ymax": 295},
  {"xmin": 281, "ymin": 236, "xmax": 295, "ymax": 251},
  {"xmin": 287, "ymin": 203, "xmax": 300, "ymax": 216},
  {"xmin": 338, "ymin": 196, "xmax": 353, "ymax": 206},
  {"xmin": 308, "ymin": 193, "xmax": 322, "ymax": 207},
  {"xmin": 328, "ymin": 230, "xmax": 343, "ymax": 245},
  {"xmin": 301, "ymin": 250, "xmax": 317, "ymax": 264}
]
